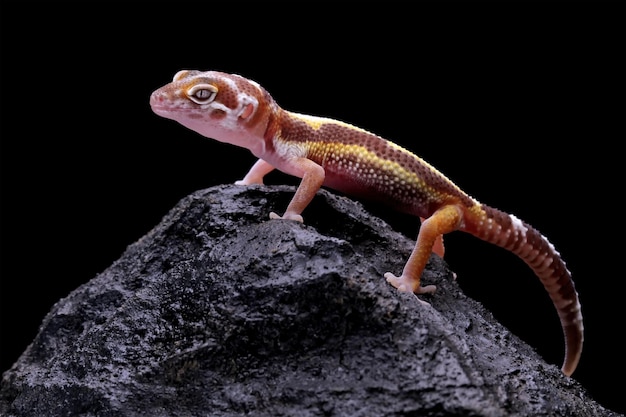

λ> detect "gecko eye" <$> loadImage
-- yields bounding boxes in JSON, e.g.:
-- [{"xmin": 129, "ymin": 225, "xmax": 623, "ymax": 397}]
[{"xmin": 187, "ymin": 84, "xmax": 218, "ymax": 105}]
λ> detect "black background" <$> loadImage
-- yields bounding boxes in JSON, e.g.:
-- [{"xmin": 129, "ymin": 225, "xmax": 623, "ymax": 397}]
[{"xmin": 1, "ymin": 2, "xmax": 624, "ymax": 414}]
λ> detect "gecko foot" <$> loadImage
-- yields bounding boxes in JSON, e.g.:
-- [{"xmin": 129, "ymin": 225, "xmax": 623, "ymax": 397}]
[
  {"xmin": 269, "ymin": 212, "xmax": 304, "ymax": 223},
  {"xmin": 384, "ymin": 272, "xmax": 437, "ymax": 295},
  {"xmin": 235, "ymin": 178, "xmax": 264, "ymax": 185}
]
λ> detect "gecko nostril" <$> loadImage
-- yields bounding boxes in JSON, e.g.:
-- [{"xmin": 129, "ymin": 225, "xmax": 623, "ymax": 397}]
[{"xmin": 149, "ymin": 92, "xmax": 164, "ymax": 105}]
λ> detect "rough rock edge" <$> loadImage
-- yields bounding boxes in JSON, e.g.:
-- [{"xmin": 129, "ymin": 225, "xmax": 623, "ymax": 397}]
[{"xmin": 0, "ymin": 185, "xmax": 620, "ymax": 417}]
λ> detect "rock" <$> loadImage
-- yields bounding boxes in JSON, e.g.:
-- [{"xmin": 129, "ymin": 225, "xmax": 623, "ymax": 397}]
[{"xmin": 0, "ymin": 185, "xmax": 619, "ymax": 417}]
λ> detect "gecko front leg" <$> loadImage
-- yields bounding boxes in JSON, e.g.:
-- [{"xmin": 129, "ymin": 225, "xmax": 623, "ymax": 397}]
[
  {"xmin": 235, "ymin": 158, "xmax": 275, "ymax": 185},
  {"xmin": 269, "ymin": 157, "xmax": 325, "ymax": 223}
]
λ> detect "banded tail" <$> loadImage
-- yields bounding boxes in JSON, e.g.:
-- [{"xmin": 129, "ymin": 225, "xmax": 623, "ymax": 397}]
[{"xmin": 464, "ymin": 204, "xmax": 583, "ymax": 376}]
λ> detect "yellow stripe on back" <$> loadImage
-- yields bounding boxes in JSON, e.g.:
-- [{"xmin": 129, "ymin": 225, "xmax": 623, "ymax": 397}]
[{"xmin": 276, "ymin": 110, "xmax": 477, "ymax": 212}]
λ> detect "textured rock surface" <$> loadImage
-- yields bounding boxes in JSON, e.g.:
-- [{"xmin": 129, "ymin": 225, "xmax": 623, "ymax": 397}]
[{"xmin": 0, "ymin": 185, "xmax": 619, "ymax": 417}]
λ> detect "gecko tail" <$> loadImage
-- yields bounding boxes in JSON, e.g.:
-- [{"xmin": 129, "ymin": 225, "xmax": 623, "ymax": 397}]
[{"xmin": 464, "ymin": 204, "xmax": 583, "ymax": 377}]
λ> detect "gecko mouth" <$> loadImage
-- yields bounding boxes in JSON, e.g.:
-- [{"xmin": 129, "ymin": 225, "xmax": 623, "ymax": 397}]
[
  {"xmin": 149, "ymin": 105, "xmax": 173, "ymax": 117},
  {"xmin": 150, "ymin": 105, "xmax": 197, "ymax": 116}
]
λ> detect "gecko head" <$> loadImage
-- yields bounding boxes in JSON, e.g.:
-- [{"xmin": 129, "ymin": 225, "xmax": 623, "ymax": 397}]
[{"xmin": 150, "ymin": 70, "xmax": 273, "ymax": 148}]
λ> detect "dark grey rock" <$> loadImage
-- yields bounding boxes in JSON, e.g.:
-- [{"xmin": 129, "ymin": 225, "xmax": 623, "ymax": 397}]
[{"xmin": 0, "ymin": 185, "xmax": 619, "ymax": 417}]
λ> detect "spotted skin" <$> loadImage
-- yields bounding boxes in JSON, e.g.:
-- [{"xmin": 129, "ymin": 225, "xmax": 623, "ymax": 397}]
[{"xmin": 150, "ymin": 70, "xmax": 583, "ymax": 377}]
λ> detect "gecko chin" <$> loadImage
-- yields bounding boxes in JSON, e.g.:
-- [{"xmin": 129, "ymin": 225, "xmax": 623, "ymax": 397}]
[{"xmin": 149, "ymin": 105, "xmax": 172, "ymax": 118}]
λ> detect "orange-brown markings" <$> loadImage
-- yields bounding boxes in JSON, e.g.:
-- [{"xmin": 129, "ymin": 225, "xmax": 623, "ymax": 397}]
[
  {"xmin": 212, "ymin": 79, "xmax": 240, "ymax": 109},
  {"xmin": 175, "ymin": 72, "xmax": 274, "ymax": 130}
]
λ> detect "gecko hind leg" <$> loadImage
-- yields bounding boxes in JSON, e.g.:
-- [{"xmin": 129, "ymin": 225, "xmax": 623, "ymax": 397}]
[
  {"xmin": 422, "ymin": 217, "xmax": 445, "ymax": 257},
  {"xmin": 385, "ymin": 205, "xmax": 463, "ymax": 298}
]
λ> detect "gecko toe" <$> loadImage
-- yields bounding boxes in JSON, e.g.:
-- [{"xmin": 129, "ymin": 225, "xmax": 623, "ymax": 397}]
[
  {"xmin": 269, "ymin": 212, "xmax": 304, "ymax": 222},
  {"xmin": 385, "ymin": 272, "xmax": 436, "ymax": 295}
]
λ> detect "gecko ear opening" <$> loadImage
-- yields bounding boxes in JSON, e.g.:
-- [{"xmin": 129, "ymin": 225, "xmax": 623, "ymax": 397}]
[{"xmin": 239, "ymin": 102, "xmax": 255, "ymax": 119}]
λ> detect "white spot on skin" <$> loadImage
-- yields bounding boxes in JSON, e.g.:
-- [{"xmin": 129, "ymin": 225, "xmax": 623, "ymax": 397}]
[
  {"xmin": 554, "ymin": 297, "xmax": 574, "ymax": 309},
  {"xmin": 237, "ymin": 92, "xmax": 259, "ymax": 118},
  {"xmin": 246, "ymin": 78, "xmax": 263, "ymax": 92},
  {"xmin": 572, "ymin": 301, "xmax": 583, "ymax": 323},
  {"xmin": 509, "ymin": 212, "xmax": 571, "ymax": 275},
  {"xmin": 221, "ymin": 75, "xmax": 239, "ymax": 92},
  {"xmin": 274, "ymin": 139, "xmax": 307, "ymax": 159},
  {"xmin": 509, "ymin": 214, "xmax": 528, "ymax": 237},
  {"xmin": 207, "ymin": 102, "xmax": 240, "ymax": 132}
]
